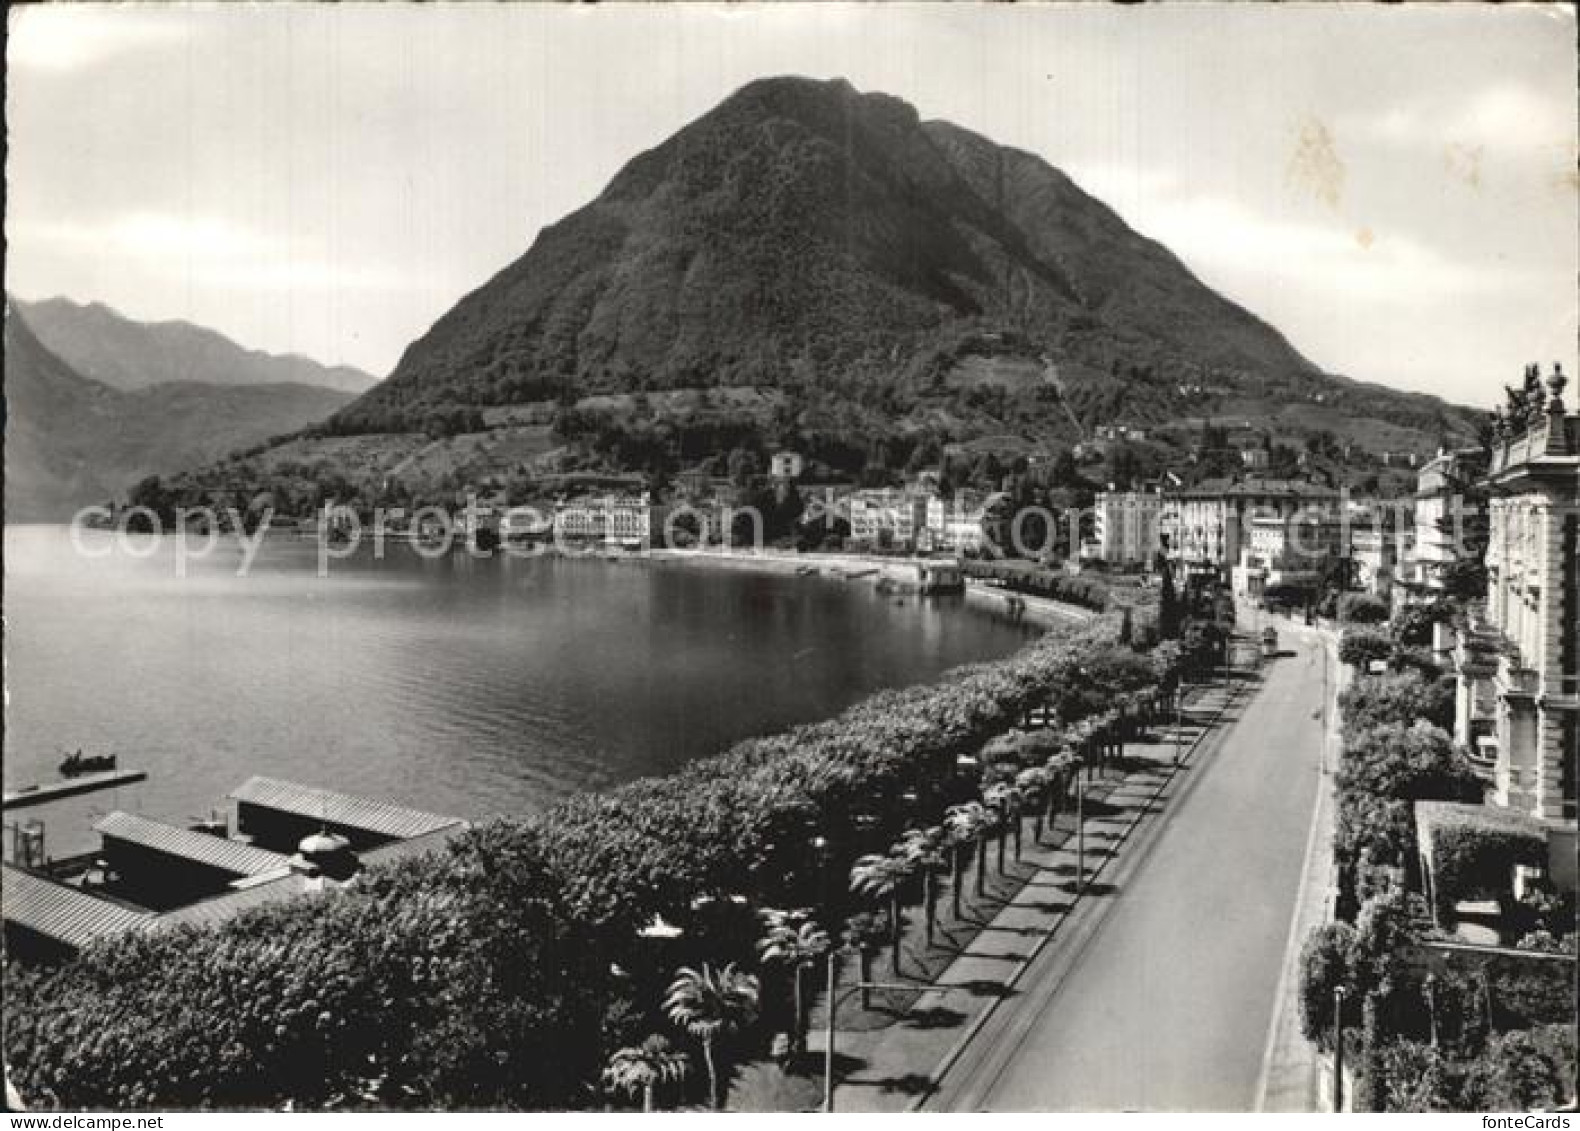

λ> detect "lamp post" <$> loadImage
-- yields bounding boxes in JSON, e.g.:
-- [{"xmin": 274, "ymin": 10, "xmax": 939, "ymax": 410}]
[
  {"xmin": 1075, "ymin": 773, "xmax": 1086, "ymax": 896},
  {"xmin": 822, "ymin": 947, "xmax": 912, "ymax": 1113},
  {"xmin": 1332, "ymin": 986, "xmax": 1348, "ymax": 1113},
  {"xmin": 1424, "ymin": 974, "xmax": 1439, "ymax": 1047},
  {"xmin": 1173, "ymin": 684, "xmax": 1184, "ymax": 769},
  {"xmin": 810, "ymin": 834, "xmax": 832, "ymax": 919}
]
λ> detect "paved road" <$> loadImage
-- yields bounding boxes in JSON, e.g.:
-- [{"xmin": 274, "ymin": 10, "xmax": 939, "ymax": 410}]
[{"xmin": 929, "ymin": 634, "xmax": 1330, "ymax": 1112}]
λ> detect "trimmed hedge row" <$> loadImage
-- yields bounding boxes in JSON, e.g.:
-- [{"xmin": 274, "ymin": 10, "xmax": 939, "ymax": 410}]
[{"xmin": 6, "ymin": 614, "xmax": 1177, "ymax": 1109}]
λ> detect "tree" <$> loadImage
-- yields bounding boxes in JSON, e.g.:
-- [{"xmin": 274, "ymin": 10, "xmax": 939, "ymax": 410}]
[
  {"xmin": 897, "ymin": 827, "xmax": 949, "ymax": 947},
  {"xmin": 849, "ymin": 852, "xmax": 914, "ymax": 974},
  {"xmin": 1298, "ymin": 921, "xmax": 1357, "ymax": 1048},
  {"xmin": 941, "ymin": 805, "xmax": 992, "ymax": 903},
  {"xmin": 841, "ymin": 913, "xmax": 887, "ymax": 1010},
  {"xmin": 755, "ymin": 911, "xmax": 831, "ymax": 1054},
  {"xmin": 1339, "ymin": 628, "xmax": 1393, "ymax": 670},
  {"xmin": 943, "ymin": 802, "xmax": 988, "ymax": 917},
  {"xmin": 663, "ymin": 964, "xmax": 761, "ymax": 1110},
  {"xmin": 983, "ymin": 782, "xmax": 1024, "ymax": 868},
  {"xmin": 604, "ymin": 1035, "xmax": 690, "ymax": 1112},
  {"xmin": 1015, "ymin": 766, "xmax": 1053, "ymax": 844}
]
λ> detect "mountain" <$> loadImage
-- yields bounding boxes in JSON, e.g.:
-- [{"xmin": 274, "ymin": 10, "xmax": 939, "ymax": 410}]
[
  {"xmin": 14, "ymin": 295, "xmax": 377, "ymax": 396},
  {"xmin": 4, "ymin": 303, "xmax": 354, "ymax": 521},
  {"xmin": 331, "ymin": 75, "xmax": 1475, "ymax": 448}
]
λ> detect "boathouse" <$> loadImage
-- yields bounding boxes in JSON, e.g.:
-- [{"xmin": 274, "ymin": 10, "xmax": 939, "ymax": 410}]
[
  {"xmin": 229, "ymin": 776, "xmax": 467, "ymax": 854},
  {"xmin": 0, "ymin": 863, "xmax": 151, "ymax": 963},
  {"xmin": 94, "ymin": 811, "xmax": 293, "ymax": 911}
]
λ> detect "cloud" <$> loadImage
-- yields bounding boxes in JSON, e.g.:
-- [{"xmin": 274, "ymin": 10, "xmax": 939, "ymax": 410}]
[
  {"xmin": 1346, "ymin": 80, "xmax": 1575, "ymax": 160},
  {"xmin": 8, "ymin": 213, "xmax": 412, "ymax": 296},
  {"xmin": 7, "ymin": 6, "xmax": 190, "ymax": 72}
]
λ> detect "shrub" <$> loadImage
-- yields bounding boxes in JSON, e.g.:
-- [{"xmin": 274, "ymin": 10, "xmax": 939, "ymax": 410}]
[
  {"xmin": 1334, "ymin": 722, "xmax": 1482, "ymax": 873},
  {"xmin": 1299, "ymin": 921, "xmax": 1357, "ymax": 1047},
  {"xmin": 1339, "ymin": 593, "xmax": 1391, "ymax": 625},
  {"xmin": 1339, "ymin": 671, "xmax": 1454, "ymax": 733},
  {"xmin": 4, "ymin": 612, "xmax": 1177, "ymax": 1109},
  {"xmin": 1461, "ymin": 1026, "xmax": 1577, "ymax": 1112},
  {"xmin": 1339, "ymin": 628, "xmax": 1393, "ymax": 669},
  {"xmin": 1424, "ymin": 812, "xmax": 1548, "ymax": 923}
]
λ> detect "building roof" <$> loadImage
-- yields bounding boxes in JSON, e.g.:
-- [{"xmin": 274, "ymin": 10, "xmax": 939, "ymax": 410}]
[
  {"xmin": 95, "ymin": 811, "xmax": 292, "ymax": 877},
  {"xmin": 229, "ymin": 777, "xmax": 465, "ymax": 841},
  {"xmin": 1169, "ymin": 477, "xmax": 1339, "ymax": 502},
  {"xmin": 151, "ymin": 871, "xmax": 313, "ymax": 932},
  {"xmin": 2, "ymin": 864, "xmax": 152, "ymax": 951}
]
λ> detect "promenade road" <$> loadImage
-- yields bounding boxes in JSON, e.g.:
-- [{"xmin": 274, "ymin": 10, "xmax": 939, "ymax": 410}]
[{"xmin": 928, "ymin": 633, "xmax": 1330, "ymax": 1111}]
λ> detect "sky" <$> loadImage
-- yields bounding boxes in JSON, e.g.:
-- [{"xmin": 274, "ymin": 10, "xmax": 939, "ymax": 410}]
[{"xmin": 6, "ymin": 2, "xmax": 1576, "ymax": 408}]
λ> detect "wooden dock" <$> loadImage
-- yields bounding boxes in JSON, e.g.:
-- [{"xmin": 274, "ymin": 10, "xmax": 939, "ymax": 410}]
[{"xmin": 3, "ymin": 770, "xmax": 148, "ymax": 810}]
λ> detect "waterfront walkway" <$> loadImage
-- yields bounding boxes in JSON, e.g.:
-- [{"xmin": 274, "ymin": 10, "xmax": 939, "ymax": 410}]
[
  {"xmin": 730, "ymin": 668, "xmax": 1255, "ymax": 1111},
  {"xmin": 924, "ymin": 633, "xmax": 1330, "ymax": 1111}
]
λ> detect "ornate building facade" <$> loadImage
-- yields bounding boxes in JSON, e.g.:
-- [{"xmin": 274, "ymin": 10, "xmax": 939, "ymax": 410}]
[{"xmin": 1455, "ymin": 363, "xmax": 1579, "ymax": 829}]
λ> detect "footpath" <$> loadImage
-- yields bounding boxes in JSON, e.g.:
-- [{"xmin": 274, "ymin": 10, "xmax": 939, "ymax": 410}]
[
  {"xmin": 1251, "ymin": 611, "xmax": 1347, "ymax": 1112},
  {"xmin": 736, "ymin": 669, "xmax": 1257, "ymax": 1112}
]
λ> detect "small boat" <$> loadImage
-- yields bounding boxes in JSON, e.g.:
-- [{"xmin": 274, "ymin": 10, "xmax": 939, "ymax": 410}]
[{"xmin": 59, "ymin": 749, "xmax": 117, "ymax": 778}]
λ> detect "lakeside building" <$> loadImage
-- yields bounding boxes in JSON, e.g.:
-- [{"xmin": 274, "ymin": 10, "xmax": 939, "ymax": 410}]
[
  {"xmin": 1, "ymin": 778, "xmax": 468, "ymax": 963},
  {"xmin": 1229, "ymin": 510, "xmax": 1345, "ymax": 600},
  {"xmin": 1399, "ymin": 447, "xmax": 1488, "ymax": 603},
  {"xmin": 552, "ymin": 492, "xmax": 670, "ymax": 549},
  {"xmin": 1085, "ymin": 487, "xmax": 1163, "ymax": 567},
  {"xmin": 1347, "ymin": 527, "xmax": 1410, "ymax": 600},
  {"xmin": 769, "ymin": 450, "xmax": 805, "ymax": 480},
  {"xmin": 1435, "ymin": 364, "xmax": 1577, "ymax": 904},
  {"xmin": 847, "ymin": 489, "xmax": 929, "ymax": 551},
  {"xmin": 923, "ymin": 490, "xmax": 988, "ymax": 554},
  {"xmin": 1158, "ymin": 477, "xmax": 1340, "ymax": 586}
]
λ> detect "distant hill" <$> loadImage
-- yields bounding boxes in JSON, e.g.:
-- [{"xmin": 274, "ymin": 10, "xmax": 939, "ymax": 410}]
[
  {"xmin": 15, "ymin": 295, "xmax": 377, "ymax": 396},
  {"xmin": 4, "ymin": 303, "xmax": 354, "ymax": 521},
  {"xmin": 330, "ymin": 75, "xmax": 1476, "ymax": 448}
]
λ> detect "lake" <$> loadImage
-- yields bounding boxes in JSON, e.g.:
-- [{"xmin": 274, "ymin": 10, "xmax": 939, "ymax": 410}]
[{"xmin": 3, "ymin": 525, "xmax": 1034, "ymax": 855}]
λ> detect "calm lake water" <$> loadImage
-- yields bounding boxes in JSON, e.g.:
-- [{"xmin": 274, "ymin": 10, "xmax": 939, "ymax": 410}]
[{"xmin": 4, "ymin": 525, "xmax": 1032, "ymax": 855}]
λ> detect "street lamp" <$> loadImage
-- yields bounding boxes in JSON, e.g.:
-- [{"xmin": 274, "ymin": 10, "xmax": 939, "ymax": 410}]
[
  {"xmin": 810, "ymin": 834, "xmax": 832, "ymax": 918},
  {"xmin": 1075, "ymin": 773, "xmax": 1086, "ymax": 896},
  {"xmin": 821, "ymin": 947, "xmax": 913, "ymax": 1113},
  {"xmin": 1173, "ymin": 684, "xmax": 1184, "ymax": 769},
  {"xmin": 1332, "ymin": 986, "xmax": 1348, "ymax": 1113},
  {"xmin": 1424, "ymin": 974, "xmax": 1439, "ymax": 1047}
]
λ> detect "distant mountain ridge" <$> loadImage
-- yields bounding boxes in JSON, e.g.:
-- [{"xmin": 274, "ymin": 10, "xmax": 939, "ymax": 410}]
[
  {"xmin": 15, "ymin": 295, "xmax": 377, "ymax": 396},
  {"xmin": 331, "ymin": 75, "xmax": 1476, "ymax": 446},
  {"xmin": 4, "ymin": 302, "xmax": 353, "ymax": 521}
]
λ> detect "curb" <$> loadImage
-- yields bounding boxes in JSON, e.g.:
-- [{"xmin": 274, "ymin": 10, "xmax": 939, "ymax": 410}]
[{"xmin": 905, "ymin": 672, "xmax": 1253, "ymax": 1111}]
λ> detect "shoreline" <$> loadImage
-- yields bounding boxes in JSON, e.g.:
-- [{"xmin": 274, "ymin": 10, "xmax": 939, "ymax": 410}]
[{"xmin": 647, "ymin": 547, "xmax": 1097, "ymax": 628}]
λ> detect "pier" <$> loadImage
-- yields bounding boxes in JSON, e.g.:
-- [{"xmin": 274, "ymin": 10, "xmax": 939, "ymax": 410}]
[{"xmin": 3, "ymin": 770, "xmax": 148, "ymax": 811}]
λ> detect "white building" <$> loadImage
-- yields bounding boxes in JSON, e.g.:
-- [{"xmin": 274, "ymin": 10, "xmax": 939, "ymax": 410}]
[
  {"xmin": 924, "ymin": 491, "xmax": 987, "ymax": 554},
  {"xmin": 1088, "ymin": 489, "xmax": 1162, "ymax": 566},
  {"xmin": 552, "ymin": 493, "xmax": 668, "ymax": 548},
  {"xmin": 847, "ymin": 490, "xmax": 928, "ymax": 550},
  {"xmin": 769, "ymin": 451, "xmax": 805, "ymax": 480},
  {"xmin": 1401, "ymin": 447, "xmax": 1486, "ymax": 600}
]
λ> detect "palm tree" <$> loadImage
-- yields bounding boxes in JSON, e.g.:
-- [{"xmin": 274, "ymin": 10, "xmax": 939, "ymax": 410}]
[
  {"xmin": 898, "ymin": 826, "xmax": 949, "ymax": 946},
  {"xmin": 849, "ymin": 852, "xmax": 912, "ymax": 974},
  {"xmin": 983, "ymin": 782, "xmax": 1021, "ymax": 871},
  {"xmin": 1016, "ymin": 766, "xmax": 1052, "ymax": 844},
  {"xmin": 945, "ymin": 801, "xmax": 991, "ymax": 902},
  {"xmin": 843, "ymin": 911, "xmax": 887, "ymax": 1009},
  {"xmin": 604, "ymin": 1034, "xmax": 690, "ymax": 1112},
  {"xmin": 756, "ymin": 910, "xmax": 831, "ymax": 1055},
  {"xmin": 663, "ymin": 963, "xmax": 761, "ymax": 1110}
]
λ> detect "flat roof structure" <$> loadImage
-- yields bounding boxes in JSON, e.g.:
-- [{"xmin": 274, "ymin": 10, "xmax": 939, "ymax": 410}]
[
  {"xmin": 1, "ymin": 864, "xmax": 151, "ymax": 952},
  {"xmin": 229, "ymin": 777, "xmax": 465, "ymax": 842},
  {"xmin": 94, "ymin": 812, "xmax": 290, "ymax": 878}
]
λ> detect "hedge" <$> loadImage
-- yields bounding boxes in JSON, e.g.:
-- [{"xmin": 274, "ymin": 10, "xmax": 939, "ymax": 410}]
[
  {"xmin": 5, "ymin": 613, "xmax": 1179, "ymax": 1109},
  {"xmin": 1423, "ymin": 811, "xmax": 1548, "ymax": 924},
  {"xmin": 1339, "ymin": 627, "xmax": 1394, "ymax": 669}
]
